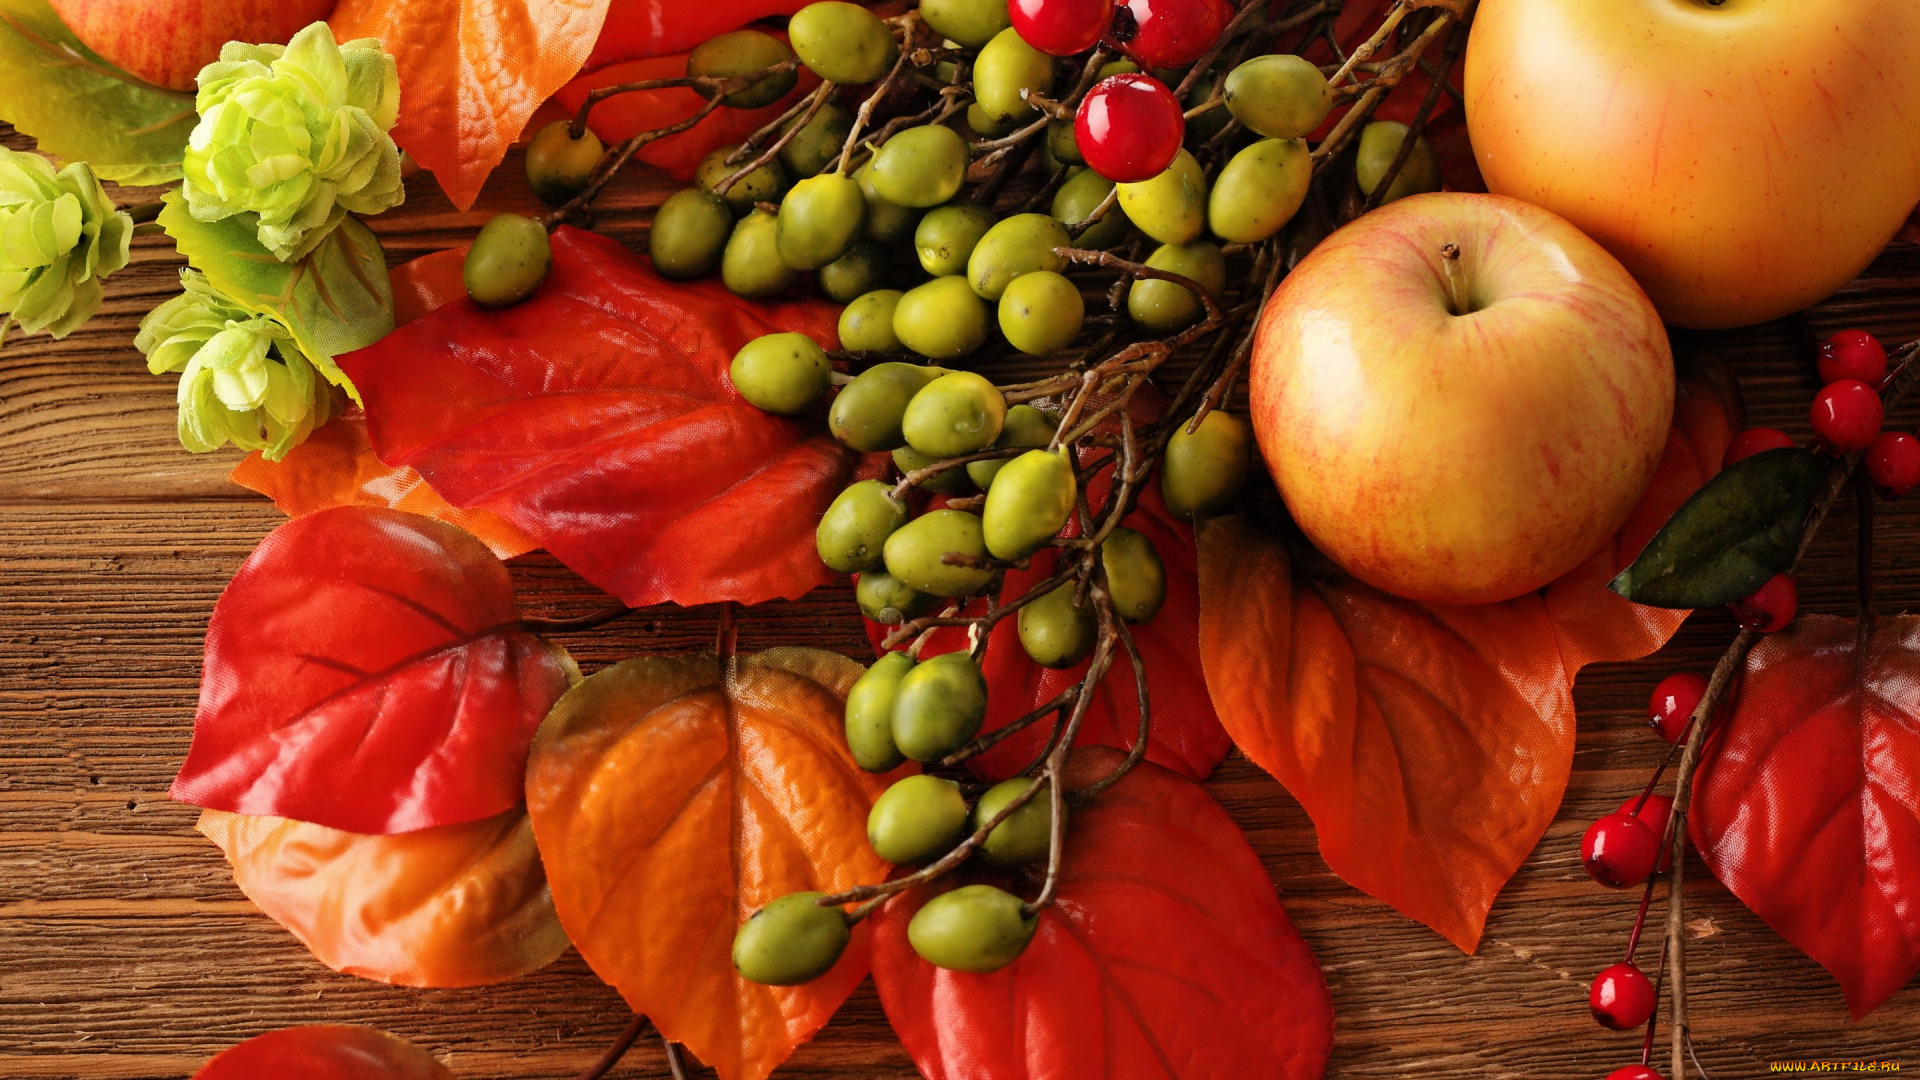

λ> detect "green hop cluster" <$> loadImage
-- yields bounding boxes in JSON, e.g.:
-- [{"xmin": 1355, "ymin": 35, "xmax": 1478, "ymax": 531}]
[
  {"xmin": 0, "ymin": 147, "xmax": 132, "ymax": 341},
  {"xmin": 136, "ymin": 270, "xmax": 336, "ymax": 461},
  {"xmin": 182, "ymin": 22, "xmax": 404, "ymax": 262}
]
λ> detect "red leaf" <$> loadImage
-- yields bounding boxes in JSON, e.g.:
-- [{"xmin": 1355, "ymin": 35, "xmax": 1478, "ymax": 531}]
[
  {"xmin": 331, "ymin": 0, "xmax": 612, "ymax": 210},
  {"xmin": 870, "ymin": 749, "xmax": 1334, "ymax": 1080},
  {"xmin": 229, "ymin": 417, "xmax": 538, "ymax": 561},
  {"xmin": 171, "ymin": 507, "xmax": 572, "ymax": 834},
  {"xmin": 337, "ymin": 227, "xmax": 878, "ymax": 609},
  {"xmin": 389, "ymin": 247, "xmax": 470, "ymax": 327},
  {"xmin": 193, "ymin": 1026, "xmax": 452, "ymax": 1080},
  {"xmin": 585, "ymin": 0, "xmax": 814, "ymax": 69},
  {"xmin": 558, "ymin": 54, "xmax": 820, "ymax": 182},
  {"xmin": 1692, "ymin": 615, "xmax": 1920, "ymax": 1018},
  {"xmin": 1196, "ymin": 364, "xmax": 1738, "ymax": 951}
]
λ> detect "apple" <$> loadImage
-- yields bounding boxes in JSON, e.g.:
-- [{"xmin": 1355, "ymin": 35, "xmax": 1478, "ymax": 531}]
[
  {"xmin": 47, "ymin": 0, "xmax": 337, "ymax": 93},
  {"xmin": 1465, "ymin": 0, "xmax": 1920, "ymax": 330},
  {"xmin": 1248, "ymin": 193, "xmax": 1674, "ymax": 606}
]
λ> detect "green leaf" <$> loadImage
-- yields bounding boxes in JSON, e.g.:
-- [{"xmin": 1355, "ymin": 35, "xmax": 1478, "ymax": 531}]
[
  {"xmin": 0, "ymin": 0, "xmax": 193, "ymax": 183},
  {"xmin": 1609, "ymin": 446, "xmax": 1826, "ymax": 609},
  {"xmin": 159, "ymin": 192, "xmax": 393, "ymax": 402}
]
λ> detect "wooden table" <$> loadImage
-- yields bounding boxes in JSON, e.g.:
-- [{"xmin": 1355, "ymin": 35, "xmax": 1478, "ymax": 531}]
[{"xmin": 3, "ymin": 132, "xmax": 1917, "ymax": 1079}]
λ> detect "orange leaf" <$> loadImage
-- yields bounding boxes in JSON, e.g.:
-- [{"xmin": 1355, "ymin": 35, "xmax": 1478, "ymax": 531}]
[
  {"xmin": 558, "ymin": 54, "xmax": 820, "ymax": 182},
  {"xmin": 1196, "ymin": 362, "xmax": 1739, "ymax": 952},
  {"xmin": 331, "ymin": 0, "xmax": 613, "ymax": 210},
  {"xmin": 230, "ymin": 417, "xmax": 537, "ymax": 561},
  {"xmin": 525, "ymin": 649, "xmax": 906, "ymax": 1080},
  {"xmin": 198, "ymin": 807, "xmax": 569, "ymax": 987}
]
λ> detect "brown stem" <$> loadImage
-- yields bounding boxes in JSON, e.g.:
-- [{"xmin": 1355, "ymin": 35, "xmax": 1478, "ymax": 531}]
[
  {"xmin": 521, "ymin": 602, "xmax": 636, "ymax": 635},
  {"xmin": 665, "ymin": 1039, "xmax": 690, "ymax": 1080},
  {"xmin": 1437, "ymin": 242, "xmax": 1469, "ymax": 315},
  {"xmin": 569, "ymin": 61, "xmax": 802, "ymax": 139},
  {"xmin": 716, "ymin": 82, "xmax": 835, "ymax": 196},
  {"xmin": 1857, "ymin": 468, "xmax": 1876, "ymax": 636},
  {"xmin": 1312, "ymin": 8, "xmax": 1458, "ymax": 167},
  {"xmin": 1360, "ymin": 13, "xmax": 1470, "ymax": 212},
  {"xmin": 571, "ymin": 1015, "xmax": 648, "ymax": 1080},
  {"xmin": 543, "ymin": 95, "xmax": 728, "ymax": 227}
]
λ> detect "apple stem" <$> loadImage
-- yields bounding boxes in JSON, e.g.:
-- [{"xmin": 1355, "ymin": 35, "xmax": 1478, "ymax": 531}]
[{"xmin": 1439, "ymin": 243, "xmax": 1469, "ymax": 316}]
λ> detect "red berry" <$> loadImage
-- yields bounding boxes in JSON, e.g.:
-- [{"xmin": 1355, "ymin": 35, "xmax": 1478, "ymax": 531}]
[
  {"xmin": 1582, "ymin": 813, "xmax": 1659, "ymax": 888},
  {"xmin": 1722, "ymin": 427, "xmax": 1796, "ymax": 469},
  {"xmin": 1590, "ymin": 961, "xmax": 1658, "ymax": 1030},
  {"xmin": 1647, "ymin": 672, "xmax": 1707, "ymax": 744},
  {"xmin": 1618, "ymin": 793, "xmax": 1675, "ymax": 872},
  {"xmin": 1818, "ymin": 329, "xmax": 1887, "ymax": 386},
  {"xmin": 1075, "ymin": 73, "xmax": 1185, "ymax": 182},
  {"xmin": 1810, "ymin": 378, "xmax": 1884, "ymax": 454},
  {"xmin": 1730, "ymin": 573, "xmax": 1796, "ymax": 634},
  {"xmin": 1865, "ymin": 431, "xmax": 1920, "ymax": 497},
  {"xmin": 1607, "ymin": 1068, "xmax": 1663, "ymax": 1080},
  {"xmin": 1117, "ymin": 0, "xmax": 1229, "ymax": 68},
  {"xmin": 1009, "ymin": 0, "xmax": 1116, "ymax": 56}
]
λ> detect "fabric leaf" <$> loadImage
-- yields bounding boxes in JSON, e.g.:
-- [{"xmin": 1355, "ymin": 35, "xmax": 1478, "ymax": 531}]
[
  {"xmin": 585, "ymin": 0, "xmax": 814, "ymax": 69},
  {"xmin": 172, "ymin": 506, "xmax": 572, "ymax": 834},
  {"xmin": 198, "ymin": 807, "xmax": 569, "ymax": 988},
  {"xmin": 229, "ymin": 417, "xmax": 537, "ymax": 561},
  {"xmin": 1692, "ymin": 615, "xmax": 1920, "ymax": 1018},
  {"xmin": 525, "ymin": 649, "xmax": 905, "ymax": 1080},
  {"xmin": 870, "ymin": 749, "xmax": 1334, "ymax": 1080},
  {"xmin": 557, "ymin": 53, "xmax": 816, "ymax": 181},
  {"xmin": 338, "ymin": 226, "xmax": 877, "ymax": 610},
  {"xmin": 330, "ymin": 0, "xmax": 612, "ymax": 211},
  {"xmin": 193, "ymin": 1026, "xmax": 452, "ymax": 1080},
  {"xmin": 0, "ymin": 0, "xmax": 193, "ymax": 185},
  {"xmin": 1196, "ymin": 364, "xmax": 1738, "ymax": 951}
]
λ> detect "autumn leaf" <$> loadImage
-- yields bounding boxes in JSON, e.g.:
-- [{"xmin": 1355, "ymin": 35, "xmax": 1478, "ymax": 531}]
[
  {"xmin": 229, "ymin": 417, "xmax": 537, "ymax": 561},
  {"xmin": 525, "ymin": 648, "xmax": 904, "ymax": 1080},
  {"xmin": 389, "ymin": 246, "xmax": 469, "ymax": 326},
  {"xmin": 338, "ymin": 226, "xmax": 880, "ymax": 610},
  {"xmin": 0, "ymin": 0, "xmax": 193, "ymax": 185},
  {"xmin": 193, "ymin": 1026, "xmax": 453, "ymax": 1080},
  {"xmin": 870, "ymin": 749, "xmax": 1334, "ymax": 1080},
  {"xmin": 330, "ymin": 0, "xmax": 612, "ymax": 210},
  {"xmin": 585, "ymin": 0, "xmax": 815, "ymax": 69},
  {"xmin": 1196, "ymin": 363, "xmax": 1738, "ymax": 951},
  {"xmin": 198, "ymin": 807, "xmax": 569, "ymax": 988},
  {"xmin": 172, "ymin": 506, "xmax": 573, "ymax": 834},
  {"xmin": 1692, "ymin": 615, "xmax": 1920, "ymax": 1018},
  {"xmin": 557, "ymin": 52, "xmax": 817, "ymax": 181}
]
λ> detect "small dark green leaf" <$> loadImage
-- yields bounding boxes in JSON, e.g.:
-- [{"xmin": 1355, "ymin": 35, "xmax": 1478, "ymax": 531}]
[{"xmin": 1610, "ymin": 447, "xmax": 1825, "ymax": 609}]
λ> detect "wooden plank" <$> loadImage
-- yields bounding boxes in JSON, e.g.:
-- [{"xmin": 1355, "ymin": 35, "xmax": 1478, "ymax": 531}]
[{"xmin": 1, "ymin": 139, "xmax": 1917, "ymax": 1079}]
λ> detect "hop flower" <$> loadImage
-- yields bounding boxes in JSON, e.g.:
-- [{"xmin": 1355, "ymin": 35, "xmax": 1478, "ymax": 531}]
[
  {"xmin": 182, "ymin": 22, "xmax": 403, "ymax": 262},
  {"xmin": 137, "ymin": 270, "xmax": 338, "ymax": 461},
  {"xmin": 0, "ymin": 147, "xmax": 132, "ymax": 340}
]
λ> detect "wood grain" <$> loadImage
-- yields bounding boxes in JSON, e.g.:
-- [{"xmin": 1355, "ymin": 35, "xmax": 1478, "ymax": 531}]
[{"xmin": 1, "ymin": 133, "xmax": 1917, "ymax": 1080}]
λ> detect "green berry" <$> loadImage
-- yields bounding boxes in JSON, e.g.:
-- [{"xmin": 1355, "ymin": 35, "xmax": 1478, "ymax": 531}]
[
  {"xmin": 967, "ymin": 101, "xmax": 1021, "ymax": 138},
  {"xmin": 1115, "ymin": 148, "xmax": 1206, "ymax": 246},
  {"xmin": 890, "ymin": 649, "xmax": 989, "ymax": 760},
  {"xmin": 1017, "ymin": 581, "xmax": 1095, "ymax": 668},
  {"xmin": 967, "ymin": 212, "xmax": 1070, "ymax": 301},
  {"xmin": 1161, "ymin": 411, "xmax": 1252, "ymax": 519},
  {"xmin": 919, "ymin": 0, "xmax": 1011, "ymax": 48},
  {"xmin": 845, "ymin": 651, "xmax": 914, "ymax": 772},
  {"xmin": 856, "ymin": 570, "xmax": 936, "ymax": 625},
  {"xmin": 868, "ymin": 774, "xmax": 971, "ymax": 864},
  {"xmin": 1046, "ymin": 119, "xmax": 1083, "ymax": 165},
  {"xmin": 817, "ymin": 479, "xmax": 908, "ymax": 572},
  {"xmin": 819, "ymin": 240, "xmax": 891, "ymax": 303},
  {"xmin": 1051, "ymin": 167, "xmax": 1131, "ymax": 250},
  {"xmin": 856, "ymin": 161, "xmax": 921, "ymax": 242},
  {"xmin": 973, "ymin": 777, "xmax": 1057, "ymax": 866},
  {"xmin": 649, "ymin": 188, "xmax": 734, "ymax": 281},
  {"xmin": 778, "ymin": 172, "xmax": 867, "ymax": 270},
  {"xmin": 1102, "ymin": 526, "xmax": 1166, "ymax": 623},
  {"xmin": 871, "ymin": 124, "xmax": 969, "ymax": 208},
  {"xmin": 733, "ymin": 892, "xmax": 850, "ymax": 985},
  {"xmin": 883, "ymin": 509, "xmax": 994, "ymax": 597},
  {"xmin": 903, "ymin": 371, "xmax": 1007, "ymax": 457},
  {"xmin": 696, "ymin": 145, "xmax": 788, "ymax": 215},
  {"xmin": 830, "ymin": 360, "xmax": 941, "ymax": 450},
  {"xmin": 907, "ymin": 884, "xmax": 1037, "ymax": 973},
  {"xmin": 722, "ymin": 208, "xmax": 800, "ymax": 298},
  {"xmin": 981, "ymin": 448, "xmax": 1075, "ymax": 561},
  {"xmin": 1208, "ymin": 137, "xmax": 1310, "ymax": 244},
  {"xmin": 1223, "ymin": 54, "xmax": 1332, "ymax": 139},
  {"xmin": 892, "ymin": 446, "xmax": 975, "ymax": 495},
  {"xmin": 731, "ymin": 332, "xmax": 831, "ymax": 415},
  {"xmin": 973, "ymin": 26, "xmax": 1053, "ymax": 124},
  {"xmin": 893, "ymin": 275, "xmax": 991, "ymax": 361},
  {"xmin": 915, "ymin": 203, "xmax": 996, "ymax": 277},
  {"xmin": 779, "ymin": 103, "xmax": 855, "ymax": 180},
  {"xmin": 1126, "ymin": 240, "xmax": 1225, "ymax": 334},
  {"xmin": 838, "ymin": 289, "xmax": 907, "ymax": 354},
  {"xmin": 1356, "ymin": 120, "xmax": 1440, "ymax": 204},
  {"xmin": 967, "ymin": 404, "xmax": 1055, "ymax": 489},
  {"xmin": 688, "ymin": 29, "xmax": 799, "ymax": 108},
  {"xmin": 790, "ymin": 1, "xmax": 899, "ymax": 85},
  {"xmin": 463, "ymin": 214, "xmax": 551, "ymax": 307},
  {"xmin": 524, "ymin": 121, "xmax": 604, "ymax": 206},
  {"xmin": 998, "ymin": 269, "xmax": 1083, "ymax": 355}
]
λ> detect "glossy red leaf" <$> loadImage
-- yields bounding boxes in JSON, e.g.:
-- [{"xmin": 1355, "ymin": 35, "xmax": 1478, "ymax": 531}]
[
  {"xmin": 172, "ymin": 506, "xmax": 572, "ymax": 834},
  {"xmin": 193, "ymin": 1026, "xmax": 452, "ymax": 1080},
  {"xmin": 558, "ymin": 53, "xmax": 818, "ymax": 181},
  {"xmin": 585, "ymin": 0, "xmax": 815, "ymax": 69},
  {"xmin": 338, "ymin": 227, "xmax": 877, "ymax": 610},
  {"xmin": 389, "ymin": 247, "xmax": 471, "ymax": 327},
  {"xmin": 1196, "ymin": 364, "xmax": 1738, "ymax": 951},
  {"xmin": 870, "ymin": 749, "xmax": 1334, "ymax": 1080},
  {"xmin": 1692, "ymin": 615, "xmax": 1920, "ymax": 1018}
]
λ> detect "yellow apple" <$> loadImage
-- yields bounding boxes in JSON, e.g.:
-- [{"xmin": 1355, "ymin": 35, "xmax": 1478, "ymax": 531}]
[
  {"xmin": 47, "ymin": 0, "xmax": 337, "ymax": 93},
  {"xmin": 1248, "ymin": 193, "xmax": 1674, "ymax": 606},
  {"xmin": 1466, "ymin": 0, "xmax": 1920, "ymax": 330}
]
